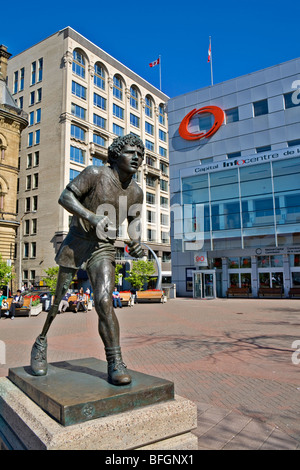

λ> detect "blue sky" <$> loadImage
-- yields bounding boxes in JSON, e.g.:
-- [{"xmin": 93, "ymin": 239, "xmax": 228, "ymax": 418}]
[{"xmin": 3, "ymin": 0, "xmax": 298, "ymax": 98}]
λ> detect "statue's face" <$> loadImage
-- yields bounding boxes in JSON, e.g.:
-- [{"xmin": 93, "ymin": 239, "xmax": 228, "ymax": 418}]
[{"xmin": 116, "ymin": 144, "xmax": 144, "ymax": 175}]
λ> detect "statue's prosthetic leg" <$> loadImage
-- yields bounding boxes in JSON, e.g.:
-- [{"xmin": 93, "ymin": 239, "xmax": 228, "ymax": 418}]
[{"xmin": 30, "ymin": 267, "xmax": 76, "ymax": 376}]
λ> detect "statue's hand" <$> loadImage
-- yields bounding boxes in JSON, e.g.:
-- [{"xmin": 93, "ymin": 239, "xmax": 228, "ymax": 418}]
[
  {"xmin": 93, "ymin": 214, "xmax": 117, "ymax": 241},
  {"xmin": 128, "ymin": 241, "xmax": 144, "ymax": 258}
]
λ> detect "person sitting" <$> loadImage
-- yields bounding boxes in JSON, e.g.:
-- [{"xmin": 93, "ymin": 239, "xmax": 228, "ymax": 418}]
[
  {"xmin": 75, "ymin": 288, "xmax": 87, "ymax": 312},
  {"xmin": 112, "ymin": 288, "xmax": 122, "ymax": 308},
  {"xmin": 6, "ymin": 290, "xmax": 23, "ymax": 320},
  {"xmin": 58, "ymin": 292, "xmax": 71, "ymax": 313}
]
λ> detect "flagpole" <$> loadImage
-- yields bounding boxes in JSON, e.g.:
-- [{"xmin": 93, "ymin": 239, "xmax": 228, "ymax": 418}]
[
  {"xmin": 209, "ymin": 37, "xmax": 213, "ymax": 86},
  {"xmin": 159, "ymin": 55, "xmax": 162, "ymax": 91}
]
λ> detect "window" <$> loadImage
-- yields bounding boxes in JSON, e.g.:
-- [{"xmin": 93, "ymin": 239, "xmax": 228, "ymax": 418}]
[
  {"xmin": 160, "ymin": 179, "xmax": 168, "ymax": 191},
  {"xmin": 93, "ymin": 133, "xmax": 106, "ymax": 147},
  {"xmin": 20, "ymin": 68, "xmax": 25, "ymax": 91},
  {"xmin": 113, "ymin": 76, "xmax": 123, "ymax": 100},
  {"xmin": 30, "ymin": 91, "xmax": 35, "ymax": 105},
  {"xmin": 256, "ymin": 145, "xmax": 271, "ymax": 153},
  {"xmin": 26, "ymin": 175, "xmax": 31, "ymax": 190},
  {"xmin": 38, "ymin": 58, "xmax": 43, "ymax": 82},
  {"xmin": 70, "ymin": 169, "xmax": 80, "ymax": 181},
  {"xmin": 28, "ymin": 132, "xmax": 33, "ymax": 147},
  {"xmin": 27, "ymin": 154, "xmax": 32, "ymax": 168},
  {"xmin": 72, "ymin": 50, "xmax": 85, "ymax": 78},
  {"xmin": 225, "ymin": 107, "xmax": 239, "ymax": 123},
  {"xmin": 160, "ymin": 196, "xmax": 168, "ymax": 208},
  {"xmin": 29, "ymin": 111, "xmax": 34, "ymax": 126},
  {"xmin": 284, "ymin": 91, "xmax": 300, "ymax": 109},
  {"xmin": 113, "ymin": 103, "xmax": 124, "ymax": 119},
  {"xmin": 145, "ymin": 140, "xmax": 154, "ymax": 152},
  {"xmin": 33, "ymin": 173, "xmax": 38, "ymax": 189},
  {"xmin": 145, "ymin": 96, "xmax": 153, "ymax": 118},
  {"xmin": 19, "ymin": 96, "xmax": 23, "ymax": 109},
  {"xmin": 25, "ymin": 219, "xmax": 30, "ymax": 236},
  {"xmin": 159, "ymin": 129, "xmax": 167, "ymax": 142},
  {"xmin": 160, "ymin": 162, "xmax": 168, "ymax": 175},
  {"xmin": 130, "ymin": 86, "xmax": 139, "ymax": 109},
  {"xmin": 32, "ymin": 195, "xmax": 38, "ymax": 211},
  {"xmin": 14, "ymin": 71, "xmax": 18, "ymax": 94},
  {"xmin": 71, "ymin": 124, "xmax": 85, "ymax": 141},
  {"xmin": 113, "ymin": 123, "xmax": 124, "ymax": 136},
  {"xmin": 253, "ymin": 99, "xmax": 268, "ymax": 116},
  {"xmin": 36, "ymin": 108, "xmax": 41, "ymax": 123},
  {"xmin": 161, "ymin": 232, "xmax": 170, "ymax": 243},
  {"xmin": 31, "ymin": 61, "xmax": 36, "ymax": 85},
  {"xmin": 147, "ymin": 210, "xmax": 156, "ymax": 223},
  {"xmin": 146, "ymin": 176, "xmax": 156, "ymax": 187},
  {"xmin": 70, "ymin": 145, "xmax": 85, "ymax": 164},
  {"xmin": 147, "ymin": 229, "xmax": 156, "ymax": 241},
  {"xmin": 24, "ymin": 243, "xmax": 29, "ymax": 258},
  {"xmin": 37, "ymin": 88, "xmax": 42, "ymax": 102},
  {"xmin": 227, "ymin": 151, "xmax": 241, "ymax": 159},
  {"xmin": 94, "ymin": 63, "xmax": 105, "ymax": 90},
  {"xmin": 94, "ymin": 93, "xmax": 106, "ymax": 110},
  {"xmin": 146, "ymin": 192, "xmax": 155, "ymax": 205},
  {"xmin": 161, "ymin": 213, "xmax": 169, "ymax": 226},
  {"xmin": 71, "ymin": 103, "xmax": 86, "ymax": 120},
  {"xmin": 31, "ymin": 242, "xmax": 36, "ymax": 258},
  {"xmin": 72, "ymin": 81, "xmax": 86, "ymax": 100},
  {"xmin": 159, "ymin": 146, "xmax": 167, "ymax": 158},
  {"xmin": 25, "ymin": 197, "xmax": 31, "ymax": 212},
  {"xmin": 32, "ymin": 219, "xmax": 37, "ymax": 234},
  {"xmin": 92, "ymin": 156, "xmax": 104, "ymax": 167},
  {"xmin": 34, "ymin": 151, "xmax": 39, "ymax": 166},
  {"xmin": 288, "ymin": 139, "xmax": 300, "ymax": 147},
  {"xmin": 159, "ymin": 104, "xmax": 165, "ymax": 125},
  {"xmin": 145, "ymin": 121, "xmax": 154, "ymax": 135},
  {"xmin": 93, "ymin": 113, "xmax": 106, "ymax": 129},
  {"xmin": 35, "ymin": 130, "xmax": 40, "ymax": 145},
  {"xmin": 146, "ymin": 155, "xmax": 155, "ymax": 166},
  {"xmin": 130, "ymin": 113, "xmax": 140, "ymax": 128}
]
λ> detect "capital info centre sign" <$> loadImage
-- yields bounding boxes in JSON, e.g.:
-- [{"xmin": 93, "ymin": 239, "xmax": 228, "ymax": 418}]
[{"xmin": 180, "ymin": 145, "xmax": 300, "ymax": 179}]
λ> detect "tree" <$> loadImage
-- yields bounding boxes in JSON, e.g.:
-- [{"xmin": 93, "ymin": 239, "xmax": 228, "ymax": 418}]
[
  {"xmin": 115, "ymin": 264, "xmax": 123, "ymax": 287},
  {"xmin": 0, "ymin": 254, "xmax": 14, "ymax": 287},
  {"xmin": 42, "ymin": 266, "xmax": 59, "ymax": 295},
  {"xmin": 124, "ymin": 260, "xmax": 156, "ymax": 291}
]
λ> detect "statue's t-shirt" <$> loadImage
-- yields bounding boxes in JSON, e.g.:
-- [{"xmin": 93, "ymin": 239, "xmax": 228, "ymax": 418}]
[{"xmin": 55, "ymin": 165, "xmax": 143, "ymax": 269}]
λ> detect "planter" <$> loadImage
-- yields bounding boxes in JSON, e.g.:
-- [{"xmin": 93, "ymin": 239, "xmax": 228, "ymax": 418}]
[{"xmin": 30, "ymin": 303, "xmax": 43, "ymax": 316}]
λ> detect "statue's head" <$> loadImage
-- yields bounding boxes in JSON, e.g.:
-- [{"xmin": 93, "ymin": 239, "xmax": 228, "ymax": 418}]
[{"xmin": 108, "ymin": 134, "xmax": 145, "ymax": 166}]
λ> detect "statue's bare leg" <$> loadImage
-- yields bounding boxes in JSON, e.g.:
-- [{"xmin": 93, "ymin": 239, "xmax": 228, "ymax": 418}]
[
  {"xmin": 30, "ymin": 266, "xmax": 76, "ymax": 376},
  {"xmin": 87, "ymin": 258, "xmax": 131, "ymax": 386}
]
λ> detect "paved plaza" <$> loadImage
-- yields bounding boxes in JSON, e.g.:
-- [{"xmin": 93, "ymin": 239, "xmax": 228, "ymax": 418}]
[{"xmin": 1, "ymin": 297, "xmax": 300, "ymax": 450}]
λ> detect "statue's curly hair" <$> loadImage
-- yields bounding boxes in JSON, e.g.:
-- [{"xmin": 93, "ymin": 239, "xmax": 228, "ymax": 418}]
[{"xmin": 107, "ymin": 134, "xmax": 145, "ymax": 165}]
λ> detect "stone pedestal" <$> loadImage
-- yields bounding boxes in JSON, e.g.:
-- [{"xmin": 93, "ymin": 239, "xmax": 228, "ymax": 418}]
[{"xmin": 0, "ymin": 358, "xmax": 198, "ymax": 450}]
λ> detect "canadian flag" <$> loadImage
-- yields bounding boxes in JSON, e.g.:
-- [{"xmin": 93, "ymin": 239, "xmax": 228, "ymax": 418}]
[
  {"xmin": 149, "ymin": 57, "xmax": 160, "ymax": 67},
  {"xmin": 207, "ymin": 42, "xmax": 211, "ymax": 63}
]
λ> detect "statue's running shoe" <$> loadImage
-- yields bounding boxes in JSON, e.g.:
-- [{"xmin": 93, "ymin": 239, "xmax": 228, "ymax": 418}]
[{"xmin": 30, "ymin": 335, "xmax": 48, "ymax": 376}]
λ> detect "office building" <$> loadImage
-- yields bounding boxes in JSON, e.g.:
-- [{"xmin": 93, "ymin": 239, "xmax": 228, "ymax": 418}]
[
  {"xmin": 167, "ymin": 58, "xmax": 300, "ymax": 298},
  {"xmin": 7, "ymin": 27, "xmax": 171, "ymax": 288}
]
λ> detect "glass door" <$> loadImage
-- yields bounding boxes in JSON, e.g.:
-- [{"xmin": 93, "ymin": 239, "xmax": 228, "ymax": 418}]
[
  {"xmin": 193, "ymin": 272, "xmax": 202, "ymax": 298},
  {"xmin": 193, "ymin": 271, "xmax": 216, "ymax": 298}
]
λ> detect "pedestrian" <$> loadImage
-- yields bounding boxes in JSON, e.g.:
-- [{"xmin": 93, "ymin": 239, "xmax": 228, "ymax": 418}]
[
  {"xmin": 75, "ymin": 288, "xmax": 87, "ymax": 312},
  {"xmin": 112, "ymin": 288, "xmax": 123, "ymax": 308},
  {"xmin": 6, "ymin": 289, "xmax": 23, "ymax": 320}
]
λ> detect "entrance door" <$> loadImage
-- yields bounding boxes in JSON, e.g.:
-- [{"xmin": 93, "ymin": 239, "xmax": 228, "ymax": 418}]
[{"xmin": 193, "ymin": 270, "xmax": 216, "ymax": 298}]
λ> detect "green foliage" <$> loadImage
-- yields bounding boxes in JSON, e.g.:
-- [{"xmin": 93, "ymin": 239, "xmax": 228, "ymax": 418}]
[
  {"xmin": 115, "ymin": 264, "xmax": 123, "ymax": 286},
  {"xmin": 124, "ymin": 260, "xmax": 156, "ymax": 291},
  {"xmin": 42, "ymin": 266, "xmax": 59, "ymax": 295},
  {"xmin": 0, "ymin": 254, "xmax": 14, "ymax": 286}
]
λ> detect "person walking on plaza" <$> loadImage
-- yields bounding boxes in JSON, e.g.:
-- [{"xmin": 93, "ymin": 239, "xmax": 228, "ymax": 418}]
[
  {"xmin": 6, "ymin": 290, "xmax": 23, "ymax": 320},
  {"xmin": 112, "ymin": 288, "xmax": 122, "ymax": 309}
]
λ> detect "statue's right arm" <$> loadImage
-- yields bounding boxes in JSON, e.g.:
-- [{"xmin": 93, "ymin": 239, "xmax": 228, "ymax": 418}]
[{"xmin": 58, "ymin": 188, "xmax": 101, "ymax": 227}]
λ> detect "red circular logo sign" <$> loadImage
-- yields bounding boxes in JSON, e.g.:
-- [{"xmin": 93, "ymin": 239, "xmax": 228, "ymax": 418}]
[{"xmin": 179, "ymin": 106, "xmax": 224, "ymax": 141}]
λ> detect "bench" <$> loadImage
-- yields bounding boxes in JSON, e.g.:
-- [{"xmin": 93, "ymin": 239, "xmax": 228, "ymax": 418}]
[
  {"xmin": 258, "ymin": 288, "xmax": 283, "ymax": 298},
  {"xmin": 289, "ymin": 288, "xmax": 300, "ymax": 298},
  {"xmin": 119, "ymin": 291, "xmax": 134, "ymax": 307},
  {"xmin": 136, "ymin": 290, "xmax": 164, "ymax": 303},
  {"xmin": 226, "ymin": 287, "xmax": 250, "ymax": 298},
  {"xmin": 67, "ymin": 295, "xmax": 88, "ymax": 312},
  {"xmin": 1, "ymin": 297, "xmax": 32, "ymax": 317}
]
